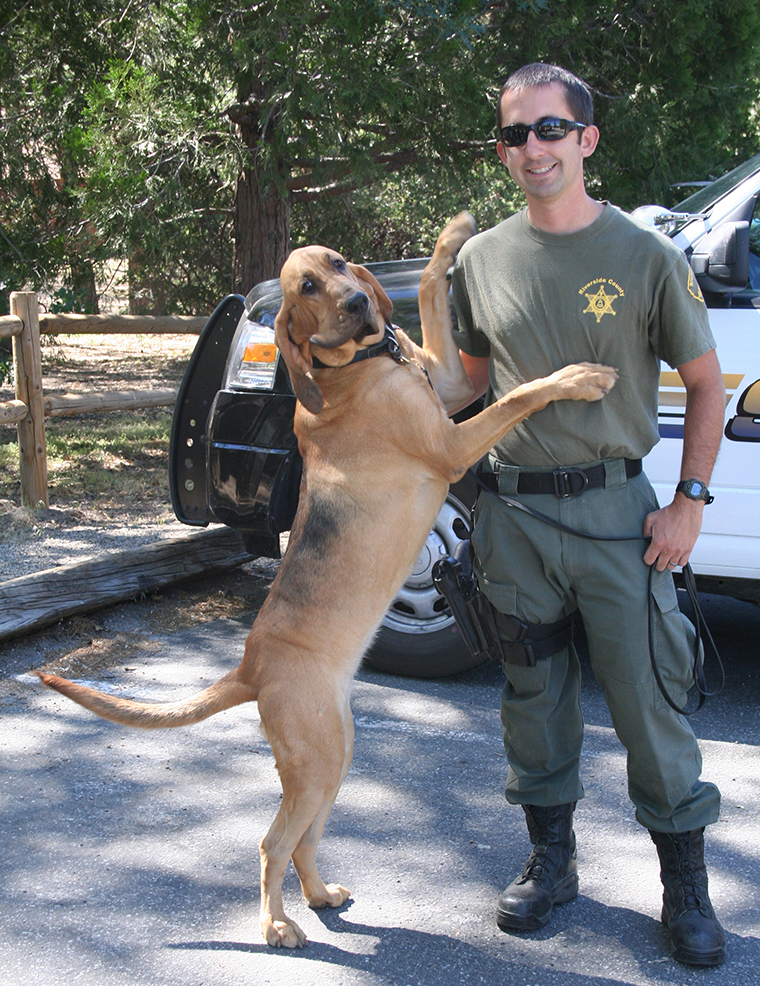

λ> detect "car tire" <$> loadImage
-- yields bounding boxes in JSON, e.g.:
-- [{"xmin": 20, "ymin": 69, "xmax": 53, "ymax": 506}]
[
  {"xmin": 366, "ymin": 621, "xmax": 491, "ymax": 679},
  {"xmin": 363, "ymin": 489, "xmax": 493, "ymax": 679}
]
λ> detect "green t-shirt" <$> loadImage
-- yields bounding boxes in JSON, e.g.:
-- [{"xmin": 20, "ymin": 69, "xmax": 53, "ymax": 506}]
[{"xmin": 452, "ymin": 204, "xmax": 715, "ymax": 467}]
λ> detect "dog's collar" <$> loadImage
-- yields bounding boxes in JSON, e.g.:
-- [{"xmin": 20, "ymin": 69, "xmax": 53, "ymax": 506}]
[{"xmin": 311, "ymin": 324, "xmax": 408, "ymax": 370}]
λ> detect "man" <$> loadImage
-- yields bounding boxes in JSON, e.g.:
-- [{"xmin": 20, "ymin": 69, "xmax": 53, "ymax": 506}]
[{"xmin": 451, "ymin": 63, "xmax": 727, "ymax": 967}]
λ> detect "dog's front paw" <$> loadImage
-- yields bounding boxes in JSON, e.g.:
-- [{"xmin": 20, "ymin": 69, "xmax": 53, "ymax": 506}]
[
  {"xmin": 261, "ymin": 914, "xmax": 308, "ymax": 949},
  {"xmin": 551, "ymin": 362, "xmax": 619, "ymax": 402}
]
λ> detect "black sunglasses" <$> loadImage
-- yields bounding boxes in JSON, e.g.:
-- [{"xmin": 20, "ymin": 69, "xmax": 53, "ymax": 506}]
[{"xmin": 499, "ymin": 118, "xmax": 587, "ymax": 147}]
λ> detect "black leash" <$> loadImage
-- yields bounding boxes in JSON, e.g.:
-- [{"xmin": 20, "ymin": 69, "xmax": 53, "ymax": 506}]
[{"xmin": 471, "ymin": 468, "xmax": 724, "ymax": 715}]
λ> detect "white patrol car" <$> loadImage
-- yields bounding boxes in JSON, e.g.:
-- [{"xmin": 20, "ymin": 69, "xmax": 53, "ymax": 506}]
[{"xmin": 635, "ymin": 154, "xmax": 760, "ymax": 608}]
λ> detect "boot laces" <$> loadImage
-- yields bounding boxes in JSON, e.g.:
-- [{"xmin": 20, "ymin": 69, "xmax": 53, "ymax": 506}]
[
  {"xmin": 673, "ymin": 839, "xmax": 712, "ymax": 916},
  {"xmin": 521, "ymin": 844, "xmax": 552, "ymax": 883}
]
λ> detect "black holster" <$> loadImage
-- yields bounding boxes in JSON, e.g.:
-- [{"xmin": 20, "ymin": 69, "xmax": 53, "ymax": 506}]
[
  {"xmin": 433, "ymin": 543, "xmax": 505, "ymax": 665},
  {"xmin": 433, "ymin": 541, "xmax": 574, "ymax": 668}
]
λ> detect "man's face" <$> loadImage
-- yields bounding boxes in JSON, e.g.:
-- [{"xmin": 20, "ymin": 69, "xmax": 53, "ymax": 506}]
[{"xmin": 496, "ymin": 82, "xmax": 598, "ymax": 205}]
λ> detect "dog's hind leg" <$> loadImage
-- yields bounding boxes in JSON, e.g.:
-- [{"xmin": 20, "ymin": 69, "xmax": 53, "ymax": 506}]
[
  {"xmin": 258, "ymin": 712, "xmax": 352, "ymax": 948},
  {"xmin": 291, "ymin": 707, "xmax": 354, "ymax": 909}
]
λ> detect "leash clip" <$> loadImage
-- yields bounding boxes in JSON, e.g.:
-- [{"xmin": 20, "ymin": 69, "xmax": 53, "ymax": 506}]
[{"xmin": 385, "ymin": 324, "xmax": 409, "ymax": 365}]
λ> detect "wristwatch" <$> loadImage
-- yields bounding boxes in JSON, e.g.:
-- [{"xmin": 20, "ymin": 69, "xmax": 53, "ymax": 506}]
[{"xmin": 676, "ymin": 478, "xmax": 714, "ymax": 504}]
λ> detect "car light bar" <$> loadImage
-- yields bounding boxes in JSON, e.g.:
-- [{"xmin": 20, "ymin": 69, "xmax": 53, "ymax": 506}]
[{"xmin": 224, "ymin": 320, "xmax": 279, "ymax": 391}]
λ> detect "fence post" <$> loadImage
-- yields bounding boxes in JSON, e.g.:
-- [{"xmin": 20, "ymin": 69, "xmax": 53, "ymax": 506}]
[{"xmin": 10, "ymin": 292, "xmax": 48, "ymax": 509}]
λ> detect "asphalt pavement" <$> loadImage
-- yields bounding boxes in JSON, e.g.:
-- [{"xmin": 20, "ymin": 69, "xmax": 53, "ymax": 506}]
[{"xmin": 1, "ymin": 590, "xmax": 758, "ymax": 986}]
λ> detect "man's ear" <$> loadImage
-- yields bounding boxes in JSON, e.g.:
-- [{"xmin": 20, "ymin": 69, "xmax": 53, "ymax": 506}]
[
  {"xmin": 580, "ymin": 124, "xmax": 600, "ymax": 158},
  {"xmin": 347, "ymin": 262, "xmax": 393, "ymax": 322},
  {"xmin": 274, "ymin": 303, "xmax": 324, "ymax": 414}
]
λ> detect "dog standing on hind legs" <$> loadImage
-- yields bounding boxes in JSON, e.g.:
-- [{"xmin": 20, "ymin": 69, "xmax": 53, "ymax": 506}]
[{"xmin": 36, "ymin": 213, "xmax": 618, "ymax": 948}]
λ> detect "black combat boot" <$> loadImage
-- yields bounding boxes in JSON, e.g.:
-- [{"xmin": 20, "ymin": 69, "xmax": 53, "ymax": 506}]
[
  {"xmin": 496, "ymin": 802, "xmax": 578, "ymax": 932},
  {"xmin": 650, "ymin": 828, "xmax": 725, "ymax": 966}
]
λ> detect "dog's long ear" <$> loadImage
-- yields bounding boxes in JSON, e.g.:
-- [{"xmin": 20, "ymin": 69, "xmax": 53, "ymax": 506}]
[
  {"xmin": 274, "ymin": 303, "xmax": 324, "ymax": 415},
  {"xmin": 347, "ymin": 262, "xmax": 393, "ymax": 322}
]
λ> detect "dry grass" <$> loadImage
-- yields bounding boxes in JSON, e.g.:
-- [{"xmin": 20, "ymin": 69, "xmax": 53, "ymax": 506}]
[{"xmin": 0, "ymin": 332, "xmax": 197, "ymax": 539}]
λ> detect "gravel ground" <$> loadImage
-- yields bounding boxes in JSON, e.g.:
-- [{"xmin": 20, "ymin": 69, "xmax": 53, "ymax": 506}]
[{"xmin": 0, "ymin": 501, "xmax": 200, "ymax": 584}]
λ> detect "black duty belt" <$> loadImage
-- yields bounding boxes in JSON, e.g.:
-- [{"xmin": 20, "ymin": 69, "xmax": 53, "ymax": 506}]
[{"xmin": 479, "ymin": 458, "xmax": 642, "ymax": 498}]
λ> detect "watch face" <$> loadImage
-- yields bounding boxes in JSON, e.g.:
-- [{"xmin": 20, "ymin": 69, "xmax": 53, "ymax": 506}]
[{"xmin": 678, "ymin": 479, "xmax": 710, "ymax": 500}]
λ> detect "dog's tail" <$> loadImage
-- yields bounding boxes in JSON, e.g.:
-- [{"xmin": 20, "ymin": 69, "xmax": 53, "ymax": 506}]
[{"xmin": 35, "ymin": 669, "xmax": 256, "ymax": 729}]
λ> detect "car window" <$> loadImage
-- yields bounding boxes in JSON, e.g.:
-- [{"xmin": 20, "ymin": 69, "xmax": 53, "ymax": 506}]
[
  {"xmin": 390, "ymin": 297, "xmax": 422, "ymax": 340},
  {"xmin": 749, "ymin": 200, "xmax": 760, "ymax": 292},
  {"xmin": 675, "ymin": 153, "xmax": 760, "ymax": 215}
]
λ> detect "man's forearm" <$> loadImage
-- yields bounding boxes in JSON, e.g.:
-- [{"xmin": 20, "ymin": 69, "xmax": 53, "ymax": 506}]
[{"xmin": 677, "ymin": 359, "xmax": 725, "ymax": 488}]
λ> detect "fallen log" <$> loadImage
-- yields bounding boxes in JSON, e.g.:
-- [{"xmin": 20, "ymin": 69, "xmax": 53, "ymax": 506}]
[{"xmin": 0, "ymin": 528, "xmax": 256, "ymax": 643}]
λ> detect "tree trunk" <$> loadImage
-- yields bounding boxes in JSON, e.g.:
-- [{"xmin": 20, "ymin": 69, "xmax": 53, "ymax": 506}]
[
  {"xmin": 69, "ymin": 257, "xmax": 99, "ymax": 314},
  {"xmin": 232, "ymin": 163, "xmax": 291, "ymax": 293},
  {"xmin": 231, "ymin": 93, "xmax": 291, "ymax": 296}
]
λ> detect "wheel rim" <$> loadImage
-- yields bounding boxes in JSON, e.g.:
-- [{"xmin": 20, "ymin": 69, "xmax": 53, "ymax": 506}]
[{"xmin": 382, "ymin": 494, "xmax": 469, "ymax": 635}]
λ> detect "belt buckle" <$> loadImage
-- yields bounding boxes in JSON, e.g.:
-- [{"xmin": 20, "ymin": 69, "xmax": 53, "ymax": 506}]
[{"xmin": 552, "ymin": 467, "xmax": 589, "ymax": 498}]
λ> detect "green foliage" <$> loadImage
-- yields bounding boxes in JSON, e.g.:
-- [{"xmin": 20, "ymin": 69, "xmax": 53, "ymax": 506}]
[
  {"xmin": 291, "ymin": 158, "xmax": 526, "ymax": 262},
  {"xmin": 481, "ymin": 0, "xmax": 760, "ymax": 208},
  {"xmin": 1, "ymin": 0, "xmax": 759, "ymax": 307},
  {"xmin": 0, "ymin": 345, "xmax": 11, "ymax": 387},
  {"xmin": 49, "ymin": 286, "xmax": 94, "ymax": 314},
  {"xmin": 81, "ymin": 51, "xmax": 239, "ymax": 312},
  {"xmin": 0, "ymin": 0, "xmax": 140, "ymax": 303}
]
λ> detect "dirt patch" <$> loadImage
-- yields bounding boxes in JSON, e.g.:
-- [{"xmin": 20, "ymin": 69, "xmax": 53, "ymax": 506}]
[
  {"xmin": 1, "ymin": 332, "xmax": 199, "ymax": 577},
  {"xmin": 32, "ymin": 331, "xmax": 196, "ymax": 394}
]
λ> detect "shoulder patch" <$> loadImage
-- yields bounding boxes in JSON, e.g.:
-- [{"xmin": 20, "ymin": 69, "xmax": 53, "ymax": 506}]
[{"xmin": 686, "ymin": 267, "xmax": 704, "ymax": 302}]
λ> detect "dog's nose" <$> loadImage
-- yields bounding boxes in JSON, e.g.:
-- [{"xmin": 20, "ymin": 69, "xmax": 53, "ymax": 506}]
[{"xmin": 344, "ymin": 291, "xmax": 370, "ymax": 316}]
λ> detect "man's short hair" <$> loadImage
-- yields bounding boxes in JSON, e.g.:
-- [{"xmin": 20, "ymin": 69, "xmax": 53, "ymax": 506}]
[{"xmin": 496, "ymin": 63, "xmax": 594, "ymax": 132}]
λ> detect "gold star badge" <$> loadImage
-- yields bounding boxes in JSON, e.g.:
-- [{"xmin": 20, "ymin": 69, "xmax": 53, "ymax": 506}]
[{"xmin": 583, "ymin": 284, "xmax": 618, "ymax": 323}]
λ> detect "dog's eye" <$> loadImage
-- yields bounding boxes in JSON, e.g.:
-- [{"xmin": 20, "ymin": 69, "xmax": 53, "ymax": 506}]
[
  {"xmin": 301, "ymin": 279, "xmax": 317, "ymax": 295},
  {"xmin": 330, "ymin": 257, "xmax": 346, "ymax": 272}
]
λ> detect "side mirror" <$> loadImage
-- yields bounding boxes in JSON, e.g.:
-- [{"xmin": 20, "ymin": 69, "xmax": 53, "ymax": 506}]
[
  {"xmin": 690, "ymin": 222, "xmax": 750, "ymax": 294},
  {"xmin": 630, "ymin": 205, "xmax": 692, "ymax": 235}
]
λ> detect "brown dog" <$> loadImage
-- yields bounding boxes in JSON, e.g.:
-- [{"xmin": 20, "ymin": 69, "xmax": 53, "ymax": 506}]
[{"xmin": 36, "ymin": 214, "xmax": 617, "ymax": 948}]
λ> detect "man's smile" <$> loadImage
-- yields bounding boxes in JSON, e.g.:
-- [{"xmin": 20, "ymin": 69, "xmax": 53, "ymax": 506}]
[{"xmin": 526, "ymin": 163, "xmax": 556, "ymax": 175}]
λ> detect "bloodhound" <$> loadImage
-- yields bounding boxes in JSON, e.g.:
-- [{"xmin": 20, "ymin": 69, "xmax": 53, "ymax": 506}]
[{"xmin": 36, "ymin": 214, "xmax": 617, "ymax": 948}]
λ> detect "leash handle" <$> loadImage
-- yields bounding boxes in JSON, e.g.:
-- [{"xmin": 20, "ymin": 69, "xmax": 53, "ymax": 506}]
[{"xmin": 647, "ymin": 562, "xmax": 725, "ymax": 717}]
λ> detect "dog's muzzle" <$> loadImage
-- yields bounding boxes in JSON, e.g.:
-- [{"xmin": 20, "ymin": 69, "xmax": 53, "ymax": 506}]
[{"xmin": 310, "ymin": 291, "xmax": 377, "ymax": 349}]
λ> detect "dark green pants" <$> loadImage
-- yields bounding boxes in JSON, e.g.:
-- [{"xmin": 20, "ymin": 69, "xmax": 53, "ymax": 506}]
[{"xmin": 472, "ymin": 458, "xmax": 720, "ymax": 833}]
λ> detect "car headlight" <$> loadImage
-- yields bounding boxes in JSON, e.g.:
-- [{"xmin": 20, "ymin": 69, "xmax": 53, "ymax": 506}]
[{"xmin": 224, "ymin": 319, "xmax": 279, "ymax": 391}]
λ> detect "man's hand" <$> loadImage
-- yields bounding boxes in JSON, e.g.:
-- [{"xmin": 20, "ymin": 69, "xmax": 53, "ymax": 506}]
[
  {"xmin": 644, "ymin": 349, "xmax": 724, "ymax": 572},
  {"xmin": 643, "ymin": 496, "xmax": 705, "ymax": 572}
]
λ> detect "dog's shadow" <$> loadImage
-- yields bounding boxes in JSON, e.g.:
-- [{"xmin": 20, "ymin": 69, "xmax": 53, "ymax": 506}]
[{"xmin": 165, "ymin": 896, "xmax": 759, "ymax": 981}]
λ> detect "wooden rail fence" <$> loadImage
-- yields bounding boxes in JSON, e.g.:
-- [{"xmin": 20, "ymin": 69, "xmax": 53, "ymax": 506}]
[
  {"xmin": 0, "ymin": 292, "xmax": 261, "ymax": 642},
  {"xmin": 0, "ymin": 290, "xmax": 207, "ymax": 509}
]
